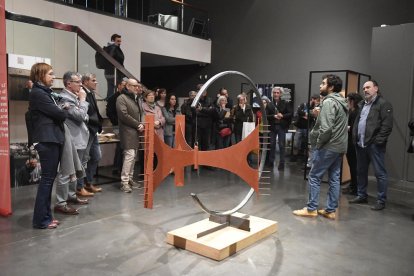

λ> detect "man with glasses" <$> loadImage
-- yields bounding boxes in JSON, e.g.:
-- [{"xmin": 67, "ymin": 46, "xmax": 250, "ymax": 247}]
[
  {"xmin": 116, "ymin": 79, "xmax": 144, "ymax": 193},
  {"xmin": 54, "ymin": 72, "xmax": 90, "ymax": 215}
]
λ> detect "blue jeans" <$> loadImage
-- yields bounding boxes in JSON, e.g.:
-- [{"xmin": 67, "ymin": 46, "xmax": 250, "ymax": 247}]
[
  {"xmin": 294, "ymin": 128, "xmax": 308, "ymax": 152},
  {"xmin": 33, "ymin": 142, "xmax": 61, "ymax": 228},
  {"xmin": 307, "ymin": 148, "xmax": 342, "ymax": 212},
  {"xmin": 86, "ymin": 134, "xmax": 102, "ymax": 183},
  {"xmin": 269, "ymin": 125, "xmax": 286, "ymax": 164},
  {"xmin": 356, "ymin": 144, "xmax": 388, "ymax": 204},
  {"xmin": 164, "ymin": 135, "xmax": 175, "ymax": 148}
]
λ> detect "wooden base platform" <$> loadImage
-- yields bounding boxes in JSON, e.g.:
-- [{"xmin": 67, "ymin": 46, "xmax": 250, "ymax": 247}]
[{"xmin": 166, "ymin": 213, "xmax": 278, "ymax": 261}]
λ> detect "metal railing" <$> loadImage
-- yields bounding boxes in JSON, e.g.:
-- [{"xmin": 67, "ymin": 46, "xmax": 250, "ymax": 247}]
[
  {"xmin": 6, "ymin": 10, "xmax": 137, "ymax": 87},
  {"xmin": 49, "ymin": 0, "xmax": 210, "ymax": 39}
]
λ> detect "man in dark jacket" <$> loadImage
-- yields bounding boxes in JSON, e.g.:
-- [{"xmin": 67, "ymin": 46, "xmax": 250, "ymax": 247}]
[
  {"xmin": 193, "ymin": 89, "xmax": 215, "ymax": 151},
  {"xmin": 104, "ymin": 34, "xmax": 125, "ymax": 98},
  {"xmin": 268, "ymin": 87, "xmax": 292, "ymax": 170},
  {"xmin": 116, "ymin": 79, "xmax": 144, "ymax": 193},
  {"xmin": 80, "ymin": 73, "xmax": 103, "ymax": 194},
  {"xmin": 180, "ymin": 90, "xmax": 197, "ymax": 147},
  {"xmin": 106, "ymin": 80, "xmax": 126, "ymax": 174},
  {"xmin": 349, "ymin": 80, "xmax": 393, "ymax": 211}
]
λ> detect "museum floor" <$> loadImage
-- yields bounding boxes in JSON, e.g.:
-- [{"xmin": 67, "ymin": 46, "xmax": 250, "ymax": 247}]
[{"xmin": 0, "ymin": 162, "xmax": 413, "ymax": 276}]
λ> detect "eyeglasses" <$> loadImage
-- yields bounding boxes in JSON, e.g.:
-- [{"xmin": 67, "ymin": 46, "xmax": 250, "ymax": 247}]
[{"xmin": 70, "ymin": 80, "xmax": 82, "ymax": 84}]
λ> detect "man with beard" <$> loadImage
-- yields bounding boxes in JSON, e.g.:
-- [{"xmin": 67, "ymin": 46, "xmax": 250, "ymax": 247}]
[
  {"xmin": 293, "ymin": 74, "xmax": 348, "ymax": 220},
  {"xmin": 349, "ymin": 80, "xmax": 393, "ymax": 211}
]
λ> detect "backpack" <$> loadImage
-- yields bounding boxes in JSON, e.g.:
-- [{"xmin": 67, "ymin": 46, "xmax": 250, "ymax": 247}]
[{"xmin": 95, "ymin": 46, "xmax": 110, "ymax": 69}]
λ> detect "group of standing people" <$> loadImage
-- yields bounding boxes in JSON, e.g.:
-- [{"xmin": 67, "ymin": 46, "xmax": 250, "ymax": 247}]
[
  {"xmin": 28, "ymin": 63, "xmax": 103, "ymax": 229},
  {"xmin": 293, "ymin": 74, "xmax": 394, "ymax": 220}
]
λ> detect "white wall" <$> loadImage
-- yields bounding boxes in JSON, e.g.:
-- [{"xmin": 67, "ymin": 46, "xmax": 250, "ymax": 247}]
[{"xmin": 5, "ymin": 0, "xmax": 212, "ymax": 79}]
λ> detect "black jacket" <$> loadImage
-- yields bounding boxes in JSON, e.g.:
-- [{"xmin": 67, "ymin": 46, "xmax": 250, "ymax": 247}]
[
  {"xmin": 181, "ymin": 99, "xmax": 194, "ymax": 125},
  {"xmin": 194, "ymin": 96, "xmax": 215, "ymax": 128},
  {"xmin": 214, "ymin": 107, "xmax": 233, "ymax": 131},
  {"xmin": 28, "ymin": 83, "xmax": 67, "ymax": 145},
  {"xmin": 104, "ymin": 43, "xmax": 125, "ymax": 75},
  {"xmin": 232, "ymin": 104, "xmax": 254, "ymax": 136},
  {"xmin": 106, "ymin": 91, "xmax": 121, "ymax": 125},
  {"xmin": 268, "ymin": 99, "xmax": 292, "ymax": 130},
  {"xmin": 85, "ymin": 88, "xmax": 103, "ymax": 134},
  {"xmin": 352, "ymin": 95, "xmax": 393, "ymax": 146},
  {"xmin": 294, "ymin": 102, "xmax": 309, "ymax": 129}
]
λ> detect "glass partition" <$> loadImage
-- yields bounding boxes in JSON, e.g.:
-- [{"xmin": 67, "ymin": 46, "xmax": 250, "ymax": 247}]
[
  {"xmin": 77, "ymin": 36, "xmax": 108, "ymax": 101},
  {"xmin": 52, "ymin": 0, "xmax": 210, "ymax": 39},
  {"xmin": 6, "ymin": 19, "xmax": 77, "ymax": 144}
]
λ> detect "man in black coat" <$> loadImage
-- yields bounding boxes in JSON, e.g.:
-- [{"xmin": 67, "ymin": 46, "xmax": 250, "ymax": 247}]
[
  {"xmin": 193, "ymin": 89, "xmax": 215, "ymax": 151},
  {"xmin": 268, "ymin": 86, "xmax": 293, "ymax": 170},
  {"xmin": 80, "ymin": 73, "xmax": 103, "ymax": 194},
  {"xmin": 104, "ymin": 33, "xmax": 125, "ymax": 98},
  {"xmin": 349, "ymin": 80, "xmax": 393, "ymax": 211},
  {"xmin": 106, "ymin": 80, "xmax": 126, "ymax": 174}
]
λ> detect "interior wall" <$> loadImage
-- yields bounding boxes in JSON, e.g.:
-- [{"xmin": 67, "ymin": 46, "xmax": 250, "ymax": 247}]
[
  {"xmin": 5, "ymin": 0, "xmax": 212, "ymax": 80},
  {"xmin": 182, "ymin": 0, "xmax": 412, "ymax": 107},
  {"xmin": 6, "ymin": 21, "xmax": 77, "ymax": 143},
  {"xmin": 370, "ymin": 23, "xmax": 414, "ymax": 181},
  {"xmin": 5, "ymin": 0, "xmax": 212, "ymax": 143},
  {"xmin": 6, "ymin": 21, "xmax": 77, "ymax": 78}
]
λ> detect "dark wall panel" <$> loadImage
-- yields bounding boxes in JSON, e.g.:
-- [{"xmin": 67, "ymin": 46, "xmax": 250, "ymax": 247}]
[
  {"xmin": 179, "ymin": 0, "xmax": 412, "ymax": 106},
  {"xmin": 370, "ymin": 23, "xmax": 414, "ymax": 181}
]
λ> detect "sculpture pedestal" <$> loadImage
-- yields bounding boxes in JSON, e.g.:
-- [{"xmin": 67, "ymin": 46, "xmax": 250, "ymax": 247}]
[{"xmin": 166, "ymin": 213, "xmax": 278, "ymax": 261}]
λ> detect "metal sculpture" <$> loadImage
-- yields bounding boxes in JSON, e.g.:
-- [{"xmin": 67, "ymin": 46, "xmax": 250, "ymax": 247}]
[{"xmin": 140, "ymin": 71, "xmax": 269, "ymax": 217}]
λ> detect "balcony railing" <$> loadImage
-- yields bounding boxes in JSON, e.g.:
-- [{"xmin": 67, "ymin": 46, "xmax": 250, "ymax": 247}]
[{"xmin": 48, "ymin": 0, "xmax": 210, "ymax": 39}]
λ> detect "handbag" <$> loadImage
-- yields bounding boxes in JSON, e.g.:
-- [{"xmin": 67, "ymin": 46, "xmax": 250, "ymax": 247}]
[
  {"xmin": 219, "ymin": 127, "xmax": 232, "ymax": 137},
  {"xmin": 242, "ymin": 121, "xmax": 256, "ymax": 140}
]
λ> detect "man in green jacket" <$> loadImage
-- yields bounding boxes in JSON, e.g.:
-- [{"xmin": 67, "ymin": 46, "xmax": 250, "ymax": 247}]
[{"xmin": 293, "ymin": 74, "xmax": 348, "ymax": 220}]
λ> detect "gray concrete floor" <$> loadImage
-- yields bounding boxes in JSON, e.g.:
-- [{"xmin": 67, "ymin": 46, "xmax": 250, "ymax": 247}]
[{"xmin": 0, "ymin": 162, "xmax": 413, "ymax": 276}]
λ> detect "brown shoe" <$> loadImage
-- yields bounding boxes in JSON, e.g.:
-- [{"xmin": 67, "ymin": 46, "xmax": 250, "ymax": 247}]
[
  {"xmin": 67, "ymin": 197, "xmax": 89, "ymax": 205},
  {"xmin": 54, "ymin": 205, "xmax": 79, "ymax": 215},
  {"xmin": 85, "ymin": 184, "xmax": 102, "ymax": 193},
  {"xmin": 76, "ymin": 188, "xmax": 94, "ymax": 197}
]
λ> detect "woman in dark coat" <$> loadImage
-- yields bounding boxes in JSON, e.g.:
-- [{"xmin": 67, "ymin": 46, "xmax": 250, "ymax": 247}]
[
  {"xmin": 28, "ymin": 63, "xmax": 67, "ymax": 229},
  {"xmin": 214, "ymin": 95, "xmax": 233, "ymax": 149},
  {"xmin": 231, "ymin": 94, "xmax": 254, "ymax": 143},
  {"xmin": 161, "ymin": 93, "xmax": 181, "ymax": 148}
]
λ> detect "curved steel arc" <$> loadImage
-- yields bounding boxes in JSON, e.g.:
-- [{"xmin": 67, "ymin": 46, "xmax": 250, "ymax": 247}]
[{"xmin": 190, "ymin": 70, "xmax": 269, "ymax": 216}]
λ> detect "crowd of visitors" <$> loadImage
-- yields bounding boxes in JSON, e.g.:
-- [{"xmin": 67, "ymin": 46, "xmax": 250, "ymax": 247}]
[{"xmin": 26, "ymin": 33, "xmax": 398, "ymax": 229}]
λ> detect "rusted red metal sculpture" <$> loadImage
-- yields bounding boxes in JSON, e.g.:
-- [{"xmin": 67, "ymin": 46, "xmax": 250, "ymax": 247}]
[{"xmin": 142, "ymin": 114, "xmax": 260, "ymax": 209}]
